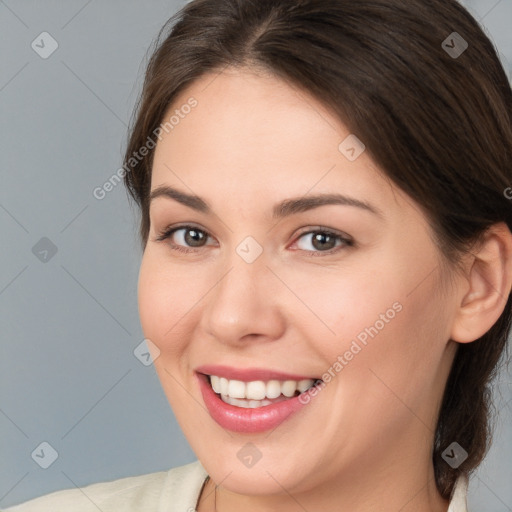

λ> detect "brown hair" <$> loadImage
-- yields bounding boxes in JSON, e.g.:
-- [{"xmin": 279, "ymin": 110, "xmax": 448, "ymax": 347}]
[{"xmin": 123, "ymin": 0, "xmax": 512, "ymax": 498}]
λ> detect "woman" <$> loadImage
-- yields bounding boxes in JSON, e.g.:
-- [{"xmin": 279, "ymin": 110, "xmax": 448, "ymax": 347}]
[{"xmin": 5, "ymin": 0, "xmax": 512, "ymax": 510}]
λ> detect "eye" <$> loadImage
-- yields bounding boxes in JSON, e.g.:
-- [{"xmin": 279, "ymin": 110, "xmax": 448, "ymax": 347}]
[
  {"xmin": 292, "ymin": 228, "xmax": 354, "ymax": 256},
  {"xmin": 155, "ymin": 224, "xmax": 215, "ymax": 253},
  {"xmin": 154, "ymin": 224, "xmax": 354, "ymax": 256}
]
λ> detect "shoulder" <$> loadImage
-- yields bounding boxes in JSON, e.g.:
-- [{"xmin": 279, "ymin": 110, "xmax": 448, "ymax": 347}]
[{"xmin": 2, "ymin": 460, "xmax": 208, "ymax": 512}]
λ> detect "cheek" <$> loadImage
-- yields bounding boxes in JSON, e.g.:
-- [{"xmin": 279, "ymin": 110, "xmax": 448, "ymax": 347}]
[
  {"xmin": 290, "ymin": 251, "xmax": 449, "ymax": 395},
  {"xmin": 137, "ymin": 253, "xmax": 196, "ymax": 360},
  {"xmin": 330, "ymin": 270, "xmax": 451, "ymax": 430},
  {"xmin": 137, "ymin": 254, "xmax": 205, "ymax": 421},
  {"xmin": 275, "ymin": 260, "xmax": 405, "ymax": 356}
]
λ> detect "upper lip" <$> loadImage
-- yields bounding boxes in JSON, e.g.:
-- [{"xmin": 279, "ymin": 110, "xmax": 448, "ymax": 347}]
[{"xmin": 195, "ymin": 364, "xmax": 320, "ymax": 382}]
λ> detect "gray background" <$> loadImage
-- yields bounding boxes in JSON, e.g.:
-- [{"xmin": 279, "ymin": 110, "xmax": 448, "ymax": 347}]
[{"xmin": 0, "ymin": 0, "xmax": 511, "ymax": 510}]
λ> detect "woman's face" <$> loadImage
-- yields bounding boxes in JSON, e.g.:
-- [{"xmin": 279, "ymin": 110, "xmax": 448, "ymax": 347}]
[{"xmin": 138, "ymin": 68, "xmax": 459, "ymax": 497}]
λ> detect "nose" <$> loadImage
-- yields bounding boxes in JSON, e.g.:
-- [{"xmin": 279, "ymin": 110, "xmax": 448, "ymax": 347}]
[{"xmin": 199, "ymin": 251, "xmax": 286, "ymax": 346}]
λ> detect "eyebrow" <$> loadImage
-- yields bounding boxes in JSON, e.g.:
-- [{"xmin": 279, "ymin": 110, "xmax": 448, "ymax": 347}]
[{"xmin": 149, "ymin": 185, "xmax": 383, "ymax": 219}]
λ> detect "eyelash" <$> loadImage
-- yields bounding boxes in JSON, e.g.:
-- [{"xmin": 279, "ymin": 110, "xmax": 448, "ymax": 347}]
[{"xmin": 155, "ymin": 224, "xmax": 355, "ymax": 257}]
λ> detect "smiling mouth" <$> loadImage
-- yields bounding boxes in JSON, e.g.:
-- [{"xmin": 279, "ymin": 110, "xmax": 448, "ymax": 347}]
[{"xmin": 205, "ymin": 374, "xmax": 322, "ymax": 409}]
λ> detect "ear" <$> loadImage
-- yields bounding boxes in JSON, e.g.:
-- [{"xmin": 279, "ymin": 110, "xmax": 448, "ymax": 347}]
[{"xmin": 450, "ymin": 222, "xmax": 512, "ymax": 343}]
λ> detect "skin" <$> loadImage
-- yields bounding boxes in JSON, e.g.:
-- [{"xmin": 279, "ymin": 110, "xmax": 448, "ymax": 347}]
[{"xmin": 137, "ymin": 67, "xmax": 512, "ymax": 512}]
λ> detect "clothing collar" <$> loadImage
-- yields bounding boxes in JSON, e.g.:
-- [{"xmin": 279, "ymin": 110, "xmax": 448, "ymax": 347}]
[{"xmin": 448, "ymin": 475, "xmax": 469, "ymax": 512}]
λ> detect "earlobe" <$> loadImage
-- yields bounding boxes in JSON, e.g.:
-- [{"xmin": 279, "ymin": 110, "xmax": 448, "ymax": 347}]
[{"xmin": 450, "ymin": 222, "xmax": 512, "ymax": 344}]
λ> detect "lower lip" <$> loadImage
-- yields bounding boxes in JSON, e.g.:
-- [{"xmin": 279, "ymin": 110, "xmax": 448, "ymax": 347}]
[{"xmin": 196, "ymin": 373, "xmax": 316, "ymax": 433}]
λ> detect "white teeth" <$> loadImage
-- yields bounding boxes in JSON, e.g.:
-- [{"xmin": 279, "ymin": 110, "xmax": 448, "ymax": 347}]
[
  {"xmin": 246, "ymin": 381, "xmax": 266, "ymax": 400},
  {"xmin": 210, "ymin": 375, "xmax": 221, "ymax": 394},
  {"xmin": 266, "ymin": 380, "xmax": 282, "ymax": 399},
  {"xmin": 228, "ymin": 379, "xmax": 246, "ymax": 399},
  {"xmin": 282, "ymin": 380, "xmax": 298, "ymax": 397},
  {"xmin": 297, "ymin": 379, "xmax": 313, "ymax": 393},
  {"xmin": 220, "ymin": 394, "xmax": 273, "ymax": 408},
  {"xmin": 220, "ymin": 377, "xmax": 229, "ymax": 395},
  {"xmin": 208, "ymin": 375, "xmax": 316, "ymax": 400}
]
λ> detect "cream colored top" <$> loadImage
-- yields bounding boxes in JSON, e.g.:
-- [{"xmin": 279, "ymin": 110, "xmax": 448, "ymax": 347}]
[{"xmin": 2, "ymin": 460, "xmax": 469, "ymax": 511}]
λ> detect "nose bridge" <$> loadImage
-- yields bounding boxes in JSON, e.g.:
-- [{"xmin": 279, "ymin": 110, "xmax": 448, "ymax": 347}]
[
  {"xmin": 214, "ymin": 246, "xmax": 269, "ymax": 318},
  {"xmin": 200, "ymin": 242, "xmax": 284, "ymax": 343},
  {"xmin": 216, "ymin": 232, "xmax": 269, "ymax": 303}
]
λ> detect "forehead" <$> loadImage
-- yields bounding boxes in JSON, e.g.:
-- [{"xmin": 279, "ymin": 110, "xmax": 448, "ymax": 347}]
[
  {"xmin": 149, "ymin": 68, "xmax": 410, "ymax": 222},
  {"xmin": 155, "ymin": 68, "xmax": 343, "ymax": 166}
]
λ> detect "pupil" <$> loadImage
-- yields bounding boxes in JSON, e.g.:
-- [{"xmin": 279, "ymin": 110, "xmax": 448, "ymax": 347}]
[
  {"xmin": 185, "ymin": 229, "xmax": 205, "ymax": 247},
  {"xmin": 313, "ymin": 233, "xmax": 334, "ymax": 250}
]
